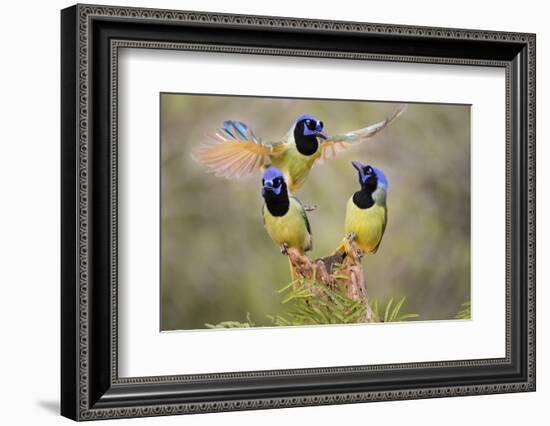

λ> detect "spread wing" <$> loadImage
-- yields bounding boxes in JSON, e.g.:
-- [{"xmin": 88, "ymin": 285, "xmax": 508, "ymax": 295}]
[
  {"xmin": 318, "ymin": 104, "xmax": 407, "ymax": 163},
  {"xmin": 192, "ymin": 120, "xmax": 286, "ymax": 178}
]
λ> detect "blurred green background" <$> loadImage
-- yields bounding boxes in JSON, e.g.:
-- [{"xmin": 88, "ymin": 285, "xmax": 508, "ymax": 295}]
[{"xmin": 160, "ymin": 94, "xmax": 470, "ymax": 330}]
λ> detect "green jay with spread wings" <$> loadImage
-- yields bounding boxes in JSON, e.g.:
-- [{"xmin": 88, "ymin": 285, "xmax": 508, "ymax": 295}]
[{"xmin": 192, "ymin": 105, "xmax": 405, "ymax": 194}]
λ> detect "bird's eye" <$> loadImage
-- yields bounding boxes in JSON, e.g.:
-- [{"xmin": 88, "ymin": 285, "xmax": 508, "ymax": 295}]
[
  {"xmin": 306, "ymin": 120, "xmax": 316, "ymax": 130},
  {"xmin": 318, "ymin": 121, "xmax": 324, "ymax": 129}
]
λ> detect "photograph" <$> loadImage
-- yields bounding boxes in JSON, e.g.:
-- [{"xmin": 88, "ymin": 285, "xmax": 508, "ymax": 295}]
[{"xmin": 160, "ymin": 94, "xmax": 471, "ymax": 331}]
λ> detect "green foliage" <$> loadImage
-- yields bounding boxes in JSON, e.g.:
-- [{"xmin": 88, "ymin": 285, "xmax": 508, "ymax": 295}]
[
  {"xmin": 454, "ymin": 301, "xmax": 471, "ymax": 320},
  {"xmin": 268, "ymin": 279, "xmax": 368, "ymax": 326},
  {"xmin": 205, "ymin": 282, "xmax": 420, "ymax": 328},
  {"xmin": 371, "ymin": 297, "xmax": 420, "ymax": 322},
  {"xmin": 205, "ymin": 313, "xmax": 255, "ymax": 329}
]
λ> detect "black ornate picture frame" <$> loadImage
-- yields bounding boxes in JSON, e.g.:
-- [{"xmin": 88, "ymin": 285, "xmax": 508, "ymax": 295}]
[{"xmin": 61, "ymin": 4, "xmax": 536, "ymax": 421}]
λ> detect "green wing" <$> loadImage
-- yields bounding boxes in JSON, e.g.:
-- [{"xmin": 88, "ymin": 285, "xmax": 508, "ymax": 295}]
[
  {"xmin": 318, "ymin": 104, "xmax": 406, "ymax": 163},
  {"xmin": 291, "ymin": 196, "xmax": 313, "ymax": 251},
  {"xmin": 371, "ymin": 205, "xmax": 387, "ymax": 254}
]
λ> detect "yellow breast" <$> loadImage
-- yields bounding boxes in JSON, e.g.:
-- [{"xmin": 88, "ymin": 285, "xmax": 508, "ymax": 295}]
[
  {"xmin": 270, "ymin": 143, "xmax": 321, "ymax": 193},
  {"xmin": 263, "ymin": 197, "xmax": 312, "ymax": 253},
  {"xmin": 344, "ymin": 198, "xmax": 387, "ymax": 253}
]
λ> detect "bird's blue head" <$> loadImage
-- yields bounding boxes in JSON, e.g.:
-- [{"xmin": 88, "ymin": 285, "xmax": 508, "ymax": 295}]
[
  {"xmin": 292, "ymin": 114, "xmax": 328, "ymax": 156},
  {"xmin": 351, "ymin": 161, "xmax": 388, "ymax": 192},
  {"xmin": 262, "ymin": 167, "xmax": 286, "ymax": 197},
  {"xmin": 294, "ymin": 114, "xmax": 327, "ymax": 140}
]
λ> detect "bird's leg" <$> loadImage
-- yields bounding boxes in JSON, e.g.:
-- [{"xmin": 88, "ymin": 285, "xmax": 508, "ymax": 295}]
[
  {"xmin": 346, "ymin": 233, "xmax": 364, "ymax": 261},
  {"xmin": 303, "ymin": 204, "xmax": 317, "ymax": 212},
  {"xmin": 280, "ymin": 242, "xmax": 289, "ymax": 255}
]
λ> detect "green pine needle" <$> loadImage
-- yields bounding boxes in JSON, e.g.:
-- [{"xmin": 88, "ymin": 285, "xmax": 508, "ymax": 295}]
[
  {"xmin": 206, "ymin": 282, "xmax": 420, "ymax": 328},
  {"xmin": 204, "ymin": 312, "xmax": 255, "ymax": 329},
  {"xmin": 455, "ymin": 301, "xmax": 471, "ymax": 320},
  {"xmin": 371, "ymin": 296, "xmax": 419, "ymax": 323},
  {"xmin": 271, "ymin": 280, "xmax": 419, "ymax": 326}
]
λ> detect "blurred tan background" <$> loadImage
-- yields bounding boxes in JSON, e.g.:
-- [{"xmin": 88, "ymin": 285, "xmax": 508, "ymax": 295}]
[{"xmin": 160, "ymin": 94, "xmax": 470, "ymax": 330}]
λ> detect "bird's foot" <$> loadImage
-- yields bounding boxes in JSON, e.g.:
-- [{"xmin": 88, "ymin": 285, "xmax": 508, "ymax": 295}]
[
  {"xmin": 347, "ymin": 233, "xmax": 356, "ymax": 243},
  {"xmin": 304, "ymin": 204, "xmax": 317, "ymax": 212},
  {"xmin": 280, "ymin": 243, "xmax": 289, "ymax": 255}
]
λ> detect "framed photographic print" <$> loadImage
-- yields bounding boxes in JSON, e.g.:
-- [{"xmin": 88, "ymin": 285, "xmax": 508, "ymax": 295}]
[{"xmin": 61, "ymin": 4, "xmax": 536, "ymax": 421}]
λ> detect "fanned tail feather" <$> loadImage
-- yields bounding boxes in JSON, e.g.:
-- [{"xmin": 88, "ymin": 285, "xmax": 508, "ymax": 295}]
[
  {"xmin": 192, "ymin": 120, "xmax": 272, "ymax": 179},
  {"xmin": 223, "ymin": 120, "xmax": 260, "ymax": 143}
]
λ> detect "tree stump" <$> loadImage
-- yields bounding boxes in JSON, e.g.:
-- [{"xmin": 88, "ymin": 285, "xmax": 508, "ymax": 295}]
[{"xmin": 286, "ymin": 240, "xmax": 375, "ymax": 322}]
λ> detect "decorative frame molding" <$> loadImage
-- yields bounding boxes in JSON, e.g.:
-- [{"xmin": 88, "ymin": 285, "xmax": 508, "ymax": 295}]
[{"xmin": 61, "ymin": 4, "xmax": 535, "ymax": 421}]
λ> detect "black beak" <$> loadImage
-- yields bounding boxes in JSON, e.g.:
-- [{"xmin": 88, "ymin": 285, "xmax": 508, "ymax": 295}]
[{"xmin": 351, "ymin": 160, "xmax": 364, "ymax": 172}]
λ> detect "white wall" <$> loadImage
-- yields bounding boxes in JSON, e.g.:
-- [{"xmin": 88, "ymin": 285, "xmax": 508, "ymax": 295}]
[{"xmin": 0, "ymin": 0, "xmax": 546, "ymax": 424}]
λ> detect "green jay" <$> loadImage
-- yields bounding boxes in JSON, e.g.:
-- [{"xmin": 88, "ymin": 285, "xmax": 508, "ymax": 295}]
[
  {"xmin": 338, "ymin": 161, "xmax": 388, "ymax": 257},
  {"xmin": 261, "ymin": 166, "xmax": 312, "ymax": 278},
  {"xmin": 193, "ymin": 105, "xmax": 405, "ymax": 194}
]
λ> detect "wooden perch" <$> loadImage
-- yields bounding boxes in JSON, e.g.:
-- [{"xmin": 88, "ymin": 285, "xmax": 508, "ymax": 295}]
[{"xmin": 286, "ymin": 240, "xmax": 375, "ymax": 322}]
